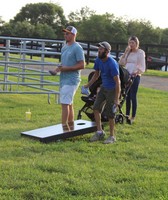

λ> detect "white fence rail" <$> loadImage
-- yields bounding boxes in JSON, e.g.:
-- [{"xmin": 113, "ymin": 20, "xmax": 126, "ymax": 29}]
[{"xmin": 0, "ymin": 36, "xmax": 63, "ymax": 103}]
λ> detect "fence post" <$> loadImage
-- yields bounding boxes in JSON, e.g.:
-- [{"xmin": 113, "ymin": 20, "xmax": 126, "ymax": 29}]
[
  {"xmin": 40, "ymin": 41, "xmax": 45, "ymax": 89},
  {"xmin": 4, "ymin": 39, "xmax": 10, "ymax": 91},
  {"xmin": 21, "ymin": 41, "xmax": 26, "ymax": 83}
]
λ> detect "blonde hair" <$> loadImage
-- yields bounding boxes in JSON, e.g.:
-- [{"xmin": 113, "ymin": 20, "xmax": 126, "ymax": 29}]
[{"xmin": 128, "ymin": 36, "xmax": 139, "ymax": 48}]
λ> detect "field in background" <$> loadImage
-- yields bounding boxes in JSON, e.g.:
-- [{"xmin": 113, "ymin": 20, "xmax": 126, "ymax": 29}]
[{"xmin": 0, "ymin": 72, "xmax": 168, "ymax": 199}]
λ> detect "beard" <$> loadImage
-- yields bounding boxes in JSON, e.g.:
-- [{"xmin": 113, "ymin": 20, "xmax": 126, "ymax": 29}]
[{"xmin": 98, "ymin": 51, "xmax": 106, "ymax": 59}]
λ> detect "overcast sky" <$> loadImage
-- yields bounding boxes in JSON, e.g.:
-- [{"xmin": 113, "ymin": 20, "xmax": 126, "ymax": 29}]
[{"xmin": 0, "ymin": 0, "xmax": 167, "ymax": 29}]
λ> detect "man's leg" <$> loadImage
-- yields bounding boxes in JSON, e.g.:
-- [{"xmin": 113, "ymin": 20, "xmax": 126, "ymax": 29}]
[
  {"xmin": 94, "ymin": 109, "xmax": 103, "ymax": 132},
  {"xmin": 68, "ymin": 104, "xmax": 74, "ymax": 123},
  {"xmin": 90, "ymin": 109, "xmax": 105, "ymax": 142},
  {"xmin": 68, "ymin": 104, "xmax": 75, "ymax": 130},
  {"xmin": 109, "ymin": 118, "xmax": 115, "ymax": 137},
  {"xmin": 90, "ymin": 88, "xmax": 105, "ymax": 142},
  {"xmin": 103, "ymin": 117, "xmax": 116, "ymax": 144},
  {"xmin": 103, "ymin": 88, "xmax": 116, "ymax": 144},
  {"xmin": 60, "ymin": 84, "xmax": 79, "ymax": 125},
  {"xmin": 61, "ymin": 104, "xmax": 69, "ymax": 125}
]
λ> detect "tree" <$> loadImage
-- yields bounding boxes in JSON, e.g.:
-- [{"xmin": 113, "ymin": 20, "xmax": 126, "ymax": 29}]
[
  {"xmin": 77, "ymin": 13, "xmax": 127, "ymax": 43},
  {"xmin": 12, "ymin": 21, "xmax": 35, "ymax": 37},
  {"xmin": 34, "ymin": 24, "xmax": 56, "ymax": 39},
  {"xmin": 11, "ymin": 2, "xmax": 67, "ymax": 37},
  {"xmin": 0, "ymin": 17, "xmax": 5, "ymax": 26},
  {"xmin": 0, "ymin": 22, "xmax": 14, "ymax": 36},
  {"xmin": 68, "ymin": 6, "xmax": 95, "ymax": 23},
  {"xmin": 126, "ymin": 19, "xmax": 162, "ymax": 44},
  {"xmin": 161, "ymin": 28, "xmax": 168, "ymax": 44},
  {"xmin": 0, "ymin": 3, "xmax": 166, "ymax": 45},
  {"xmin": 13, "ymin": 3, "xmax": 66, "ymax": 25}
]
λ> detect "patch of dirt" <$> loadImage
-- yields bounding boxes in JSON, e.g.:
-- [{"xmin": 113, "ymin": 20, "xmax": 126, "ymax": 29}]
[{"xmin": 140, "ymin": 76, "xmax": 168, "ymax": 91}]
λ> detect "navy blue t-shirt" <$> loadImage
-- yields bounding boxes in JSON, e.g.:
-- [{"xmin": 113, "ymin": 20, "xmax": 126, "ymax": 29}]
[{"xmin": 94, "ymin": 56, "xmax": 119, "ymax": 89}]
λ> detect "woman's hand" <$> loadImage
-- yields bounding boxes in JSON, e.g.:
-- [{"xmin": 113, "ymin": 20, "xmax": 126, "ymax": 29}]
[{"xmin": 125, "ymin": 46, "xmax": 131, "ymax": 53}]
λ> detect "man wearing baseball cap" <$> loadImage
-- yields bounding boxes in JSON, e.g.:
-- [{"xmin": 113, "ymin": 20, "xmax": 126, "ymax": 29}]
[
  {"xmin": 49, "ymin": 25, "xmax": 85, "ymax": 130},
  {"xmin": 62, "ymin": 26, "xmax": 77, "ymax": 35},
  {"xmin": 98, "ymin": 41, "xmax": 111, "ymax": 51},
  {"xmin": 83, "ymin": 41, "xmax": 121, "ymax": 144}
]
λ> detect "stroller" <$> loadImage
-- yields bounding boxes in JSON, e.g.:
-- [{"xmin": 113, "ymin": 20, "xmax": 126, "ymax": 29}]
[{"xmin": 77, "ymin": 66, "xmax": 133, "ymax": 124}]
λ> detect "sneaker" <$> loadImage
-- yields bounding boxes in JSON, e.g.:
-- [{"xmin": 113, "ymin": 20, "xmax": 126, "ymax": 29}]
[
  {"xmin": 90, "ymin": 131, "xmax": 105, "ymax": 142},
  {"xmin": 49, "ymin": 70, "xmax": 57, "ymax": 76},
  {"xmin": 126, "ymin": 118, "xmax": 135, "ymax": 125},
  {"xmin": 103, "ymin": 136, "xmax": 116, "ymax": 144},
  {"xmin": 126, "ymin": 118, "xmax": 132, "ymax": 125}
]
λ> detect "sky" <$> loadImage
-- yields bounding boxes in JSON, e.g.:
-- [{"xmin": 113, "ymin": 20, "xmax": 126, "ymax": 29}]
[{"xmin": 0, "ymin": 0, "xmax": 167, "ymax": 29}]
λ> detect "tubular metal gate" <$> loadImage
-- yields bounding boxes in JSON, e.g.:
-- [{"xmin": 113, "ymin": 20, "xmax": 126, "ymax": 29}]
[{"xmin": 0, "ymin": 36, "xmax": 62, "ymax": 103}]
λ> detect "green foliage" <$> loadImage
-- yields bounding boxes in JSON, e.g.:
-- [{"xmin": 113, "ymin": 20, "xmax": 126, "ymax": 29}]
[
  {"xmin": 34, "ymin": 23, "xmax": 56, "ymax": 39},
  {"xmin": 12, "ymin": 21, "xmax": 35, "ymax": 38},
  {"xmin": 78, "ymin": 13, "xmax": 126, "ymax": 42},
  {"xmin": 161, "ymin": 28, "xmax": 168, "ymax": 44},
  {"xmin": 0, "ymin": 73, "xmax": 168, "ymax": 199},
  {"xmin": 126, "ymin": 20, "xmax": 162, "ymax": 44},
  {"xmin": 13, "ymin": 3, "xmax": 66, "ymax": 26},
  {"xmin": 0, "ymin": 22, "xmax": 14, "ymax": 36},
  {"xmin": 5, "ymin": 2, "xmax": 67, "ymax": 38},
  {"xmin": 68, "ymin": 6, "xmax": 95, "ymax": 23},
  {"xmin": 79, "ymin": 14, "xmax": 111, "ymax": 41},
  {"xmin": 0, "ymin": 3, "xmax": 168, "ymax": 44}
]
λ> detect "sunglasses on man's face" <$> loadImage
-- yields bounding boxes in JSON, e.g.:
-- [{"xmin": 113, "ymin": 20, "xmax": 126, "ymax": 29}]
[{"xmin": 64, "ymin": 32, "xmax": 72, "ymax": 36}]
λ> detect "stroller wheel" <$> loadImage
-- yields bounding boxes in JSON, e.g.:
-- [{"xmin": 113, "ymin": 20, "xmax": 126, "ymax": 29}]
[{"xmin": 115, "ymin": 114, "xmax": 124, "ymax": 124}]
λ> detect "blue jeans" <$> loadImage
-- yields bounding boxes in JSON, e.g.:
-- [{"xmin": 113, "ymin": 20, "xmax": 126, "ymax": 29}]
[{"xmin": 126, "ymin": 76, "xmax": 140, "ymax": 118}]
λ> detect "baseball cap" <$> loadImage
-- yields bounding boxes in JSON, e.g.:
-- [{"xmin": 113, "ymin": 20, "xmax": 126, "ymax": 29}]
[
  {"xmin": 98, "ymin": 41, "xmax": 111, "ymax": 51},
  {"xmin": 62, "ymin": 26, "xmax": 77, "ymax": 35}
]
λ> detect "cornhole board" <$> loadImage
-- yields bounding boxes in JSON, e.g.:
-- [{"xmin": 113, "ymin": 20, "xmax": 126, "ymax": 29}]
[{"xmin": 21, "ymin": 119, "xmax": 97, "ymax": 143}]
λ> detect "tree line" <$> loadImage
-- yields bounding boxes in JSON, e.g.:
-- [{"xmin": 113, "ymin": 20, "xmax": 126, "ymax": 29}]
[{"xmin": 0, "ymin": 2, "xmax": 168, "ymax": 45}]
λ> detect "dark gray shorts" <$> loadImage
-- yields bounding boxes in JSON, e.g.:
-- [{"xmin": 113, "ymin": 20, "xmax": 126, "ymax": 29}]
[{"xmin": 93, "ymin": 86, "xmax": 116, "ymax": 119}]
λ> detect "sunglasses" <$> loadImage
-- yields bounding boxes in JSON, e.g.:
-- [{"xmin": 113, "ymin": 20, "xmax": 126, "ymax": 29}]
[{"xmin": 64, "ymin": 32, "xmax": 71, "ymax": 36}]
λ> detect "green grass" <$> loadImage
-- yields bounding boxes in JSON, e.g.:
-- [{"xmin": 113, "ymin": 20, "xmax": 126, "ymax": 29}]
[
  {"xmin": 144, "ymin": 69, "xmax": 168, "ymax": 78},
  {"xmin": 0, "ymin": 73, "xmax": 168, "ymax": 199}
]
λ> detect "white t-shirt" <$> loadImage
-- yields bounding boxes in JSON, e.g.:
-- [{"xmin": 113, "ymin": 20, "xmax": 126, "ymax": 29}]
[{"xmin": 119, "ymin": 49, "xmax": 146, "ymax": 75}]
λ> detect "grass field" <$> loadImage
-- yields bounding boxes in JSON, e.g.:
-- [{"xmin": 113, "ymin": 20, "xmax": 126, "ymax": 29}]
[{"xmin": 0, "ymin": 69, "xmax": 168, "ymax": 199}]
